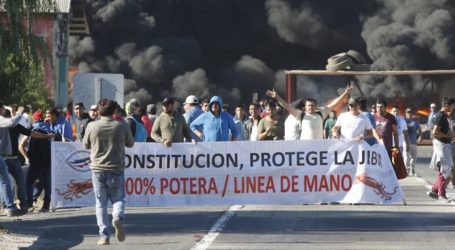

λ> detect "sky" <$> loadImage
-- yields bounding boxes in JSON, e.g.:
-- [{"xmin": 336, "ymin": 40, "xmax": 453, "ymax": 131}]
[{"xmin": 69, "ymin": 0, "xmax": 455, "ymax": 108}]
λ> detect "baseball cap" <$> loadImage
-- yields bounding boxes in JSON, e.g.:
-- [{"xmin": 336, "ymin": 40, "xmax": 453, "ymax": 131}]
[
  {"xmin": 430, "ymin": 103, "xmax": 437, "ymax": 108},
  {"xmin": 90, "ymin": 105, "xmax": 98, "ymax": 110},
  {"xmin": 74, "ymin": 102, "xmax": 85, "ymax": 109},
  {"xmin": 146, "ymin": 104, "xmax": 156, "ymax": 113},
  {"xmin": 32, "ymin": 111, "xmax": 43, "ymax": 121},
  {"xmin": 405, "ymin": 107, "xmax": 412, "ymax": 113},
  {"xmin": 183, "ymin": 95, "xmax": 199, "ymax": 105},
  {"xmin": 161, "ymin": 97, "xmax": 174, "ymax": 105},
  {"xmin": 348, "ymin": 97, "xmax": 357, "ymax": 105}
]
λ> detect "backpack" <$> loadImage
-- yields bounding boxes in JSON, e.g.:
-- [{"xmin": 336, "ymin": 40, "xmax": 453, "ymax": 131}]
[{"xmin": 128, "ymin": 117, "xmax": 147, "ymax": 142}]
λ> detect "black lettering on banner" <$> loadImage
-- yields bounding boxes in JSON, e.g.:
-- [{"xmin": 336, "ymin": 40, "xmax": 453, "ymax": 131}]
[
  {"xmin": 212, "ymin": 153, "xmax": 224, "ymax": 168},
  {"xmin": 182, "ymin": 154, "xmax": 193, "ymax": 168},
  {"xmin": 250, "ymin": 153, "xmax": 259, "ymax": 167},
  {"xmin": 134, "ymin": 155, "xmax": 145, "ymax": 168},
  {"xmin": 272, "ymin": 152, "xmax": 285, "ymax": 166},
  {"xmin": 296, "ymin": 152, "xmax": 305, "ymax": 166},
  {"xmin": 262, "ymin": 153, "xmax": 271, "ymax": 167},
  {"xmin": 156, "ymin": 155, "xmax": 165, "ymax": 168},
  {"xmin": 146, "ymin": 155, "xmax": 155, "ymax": 168},
  {"xmin": 196, "ymin": 154, "xmax": 206, "ymax": 168},
  {"xmin": 125, "ymin": 154, "xmax": 131, "ymax": 168},
  {"xmin": 306, "ymin": 151, "xmax": 318, "ymax": 166}
]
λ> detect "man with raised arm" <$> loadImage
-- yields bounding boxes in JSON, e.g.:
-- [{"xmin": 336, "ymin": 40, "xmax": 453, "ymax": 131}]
[{"xmin": 266, "ymin": 84, "xmax": 352, "ymax": 139}]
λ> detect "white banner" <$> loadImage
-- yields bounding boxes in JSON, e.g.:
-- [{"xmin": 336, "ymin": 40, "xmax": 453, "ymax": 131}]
[{"xmin": 51, "ymin": 140, "xmax": 405, "ymax": 208}]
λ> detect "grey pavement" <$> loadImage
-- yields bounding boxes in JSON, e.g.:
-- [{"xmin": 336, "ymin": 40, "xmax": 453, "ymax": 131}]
[{"xmin": 1, "ymin": 145, "xmax": 455, "ymax": 250}]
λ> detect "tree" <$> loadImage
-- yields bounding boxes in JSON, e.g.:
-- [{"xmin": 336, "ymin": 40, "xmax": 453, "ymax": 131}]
[{"xmin": 0, "ymin": 0, "xmax": 55, "ymax": 108}]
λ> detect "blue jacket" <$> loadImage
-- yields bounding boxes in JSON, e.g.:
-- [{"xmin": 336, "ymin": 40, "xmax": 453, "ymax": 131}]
[
  {"xmin": 190, "ymin": 96, "xmax": 239, "ymax": 142},
  {"xmin": 49, "ymin": 116, "xmax": 73, "ymax": 142}
]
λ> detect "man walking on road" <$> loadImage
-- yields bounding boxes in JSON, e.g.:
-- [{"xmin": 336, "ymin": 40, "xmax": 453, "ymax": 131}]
[
  {"xmin": 84, "ymin": 99, "xmax": 134, "ymax": 245},
  {"xmin": 427, "ymin": 97, "xmax": 455, "ymax": 203}
]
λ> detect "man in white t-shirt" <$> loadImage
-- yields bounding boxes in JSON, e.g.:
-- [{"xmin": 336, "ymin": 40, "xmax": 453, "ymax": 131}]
[
  {"xmin": 332, "ymin": 97, "xmax": 373, "ymax": 141},
  {"xmin": 284, "ymin": 99, "xmax": 304, "ymax": 140},
  {"xmin": 266, "ymin": 84, "xmax": 352, "ymax": 140},
  {"xmin": 391, "ymin": 106, "xmax": 410, "ymax": 154}
]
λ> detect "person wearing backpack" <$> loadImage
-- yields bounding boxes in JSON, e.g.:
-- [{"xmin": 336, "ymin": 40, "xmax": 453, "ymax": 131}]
[
  {"xmin": 266, "ymin": 84, "xmax": 352, "ymax": 139},
  {"xmin": 126, "ymin": 107, "xmax": 147, "ymax": 142}
]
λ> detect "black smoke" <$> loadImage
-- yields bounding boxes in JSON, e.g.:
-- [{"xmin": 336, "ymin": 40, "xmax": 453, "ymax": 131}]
[{"xmin": 69, "ymin": 0, "xmax": 455, "ymax": 107}]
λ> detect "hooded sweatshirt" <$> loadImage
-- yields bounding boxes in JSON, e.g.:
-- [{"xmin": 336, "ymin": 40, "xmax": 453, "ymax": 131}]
[{"xmin": 190, "ymin": 96, "xmax": 238, "ymax": 142}]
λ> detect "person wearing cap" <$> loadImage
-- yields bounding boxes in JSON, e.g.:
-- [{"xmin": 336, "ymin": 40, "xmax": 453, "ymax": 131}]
[
  {"xmin": 427, "ymin": 97, "xmax": 455, "ymax": 203},
  {"xmin": 266, "ymin": 84, "xmax": 352, "ymax": 139},
  {"xmin": 73, "ymin": 102, "xmax": 90, "ymax": 142},
  {"xmin": 89, "ymin": 105, "xmax": 99, "ymax": 121},
  {"xmin": 404, "ymin": 107, "xmax": 422, "ymax": 176},
  {"xmin": 151, "ymin": 97, "xmax": 193, "ymax": 146},
  {"xmin": 190, "ymin": 96, "xmax": 239, "ymax": 142},
  {"xmin": 332, "ymin": 97, "xmax": 373, "ymax": 141},
  {"xmin": 183, "ymin": 95, "xmax": 204, "ymax": 142}
]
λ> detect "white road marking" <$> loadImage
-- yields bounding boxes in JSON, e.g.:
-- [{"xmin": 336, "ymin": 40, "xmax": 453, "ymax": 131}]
[{"xmin": 190, "ymin": 205, "xmax": 243, "ymax": 250}]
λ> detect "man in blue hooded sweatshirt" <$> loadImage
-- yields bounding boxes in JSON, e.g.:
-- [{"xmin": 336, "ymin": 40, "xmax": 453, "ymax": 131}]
[{"xmin": 190, "ymin": 96, "xmax": 239, "ymax": 141}]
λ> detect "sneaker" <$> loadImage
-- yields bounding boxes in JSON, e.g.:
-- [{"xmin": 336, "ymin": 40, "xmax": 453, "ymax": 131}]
[
  {"xmin": 97, "ymin": 237, "xmax": 110, "ymax": 245},
  {"xmin": 438, "ymin": 195, "xmax": 451, "ymax": 203},
  {"xmin": 38, "ymin": 208, "xmax": 50, "ymax": 213},
  {"xmin": 112, "ymin": 218, "xmax": 126, "ymax": 242},
  {"xmin": 427, "ymin": 191, "xmax": 438, "ymax": 200},
  {"xmin": 6, "ymin": 209, "xmax": 26, "ymax": 217}
]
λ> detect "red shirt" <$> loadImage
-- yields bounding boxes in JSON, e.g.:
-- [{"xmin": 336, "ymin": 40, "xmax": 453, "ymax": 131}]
[{"xmin": 374, "ymin": 112, "xmax": 397, "ymax": 150}]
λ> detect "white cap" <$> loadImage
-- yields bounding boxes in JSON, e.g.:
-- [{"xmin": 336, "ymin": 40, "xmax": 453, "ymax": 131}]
[
  {"xmin": 183, "ymin": 95, "xmax": 199, "ymax": 105},
  {"xmin": 90, "ymin": 105, "xmax": 98, "ymax": 110}
]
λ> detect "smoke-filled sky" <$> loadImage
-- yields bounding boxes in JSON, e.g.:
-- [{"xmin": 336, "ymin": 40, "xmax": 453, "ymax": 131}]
[{"xmin": 69, "ymin": 0, "xmax": 455, "ymax": 107}]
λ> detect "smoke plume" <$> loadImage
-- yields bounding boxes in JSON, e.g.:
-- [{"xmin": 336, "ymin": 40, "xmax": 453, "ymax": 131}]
[{"xmin": 69, "ymin": 0, "xmax": 455, "ymax": 109}]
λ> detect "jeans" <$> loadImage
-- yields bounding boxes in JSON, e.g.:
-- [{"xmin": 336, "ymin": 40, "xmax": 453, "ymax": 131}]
[
  {"xmin": 404, "ymin": 144, "xmax": 418, "ymax": 173},
  {"xmin": 26, "ymin": 166, "xmax": 51, "ymax": 209},
  {"xmin": 92, "ymin": 171, "xmax": 125, "ymax": 239},
  {"xmin": 5, "ymin": 158, "xmax": 27, "ymax": 209},
  {"xmin": 0, "ymin": 157, "xmax": 17, "ymax": 211}
]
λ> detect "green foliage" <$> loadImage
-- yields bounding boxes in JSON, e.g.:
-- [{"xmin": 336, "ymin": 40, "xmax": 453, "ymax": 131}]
[{"xmin": 0, "ymin": 0, "xmax": 55, "ymax": 107}]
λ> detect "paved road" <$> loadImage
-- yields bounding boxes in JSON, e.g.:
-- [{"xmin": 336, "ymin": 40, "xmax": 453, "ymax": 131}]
[{"xmin": 1, "ymin": 146, "xmax": 455, "ymax": 250}]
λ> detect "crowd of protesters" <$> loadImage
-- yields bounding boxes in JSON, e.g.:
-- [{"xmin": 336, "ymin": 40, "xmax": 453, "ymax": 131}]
[{"xmin": 1, "ymin": 91, "xmax": 454, "ymax": 219}]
